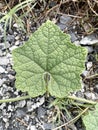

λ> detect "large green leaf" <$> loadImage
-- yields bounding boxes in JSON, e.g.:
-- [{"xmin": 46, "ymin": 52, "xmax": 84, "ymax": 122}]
[
  {"xmin": 12, "ymin": 20, "xmax": 87, "ymax": 98},
  {"xmin": 82, "ymin": 103, "xmax": 98, "ymax": 130}
]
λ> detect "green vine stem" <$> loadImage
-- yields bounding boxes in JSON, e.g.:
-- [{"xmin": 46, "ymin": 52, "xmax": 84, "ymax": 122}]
[
  {"xmin": 0, "ymin": 94, "xmax": 97, "ymax": 105},
  {"xmin": 0, "ymin": 95, "xmax": 31, "ymax": 103},
  {"xmin": 68, "ymin": 95, "xmax": 97, "ymax": 105}
]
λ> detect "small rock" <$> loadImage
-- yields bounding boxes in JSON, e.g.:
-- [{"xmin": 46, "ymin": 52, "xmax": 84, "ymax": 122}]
[
  {"xmin": 84, "ymin": 92, "xmax": 96, "ymax": 100},
  {"xmin": 14, "ymin": 90, "xmax": 19, "ymax": 96},
  {"xmin": 39, "ymin": 97, "xmax": 45, "ymax": 105},
  {"xmin": 15, "ymin": 35, "xmax": 20, "ymax": 40},
  {"xmin": 17, "ymin": 100, "xmax": 26, "ymax": 108},
  {"xmin": 30, "ymin": 125, "xmax": 37, "ymax": 130},
  {"xmin": 80, "ymin": 34, "xmax": 98, "ymax": 45},
  {"xmin": 5, "ymin": 41, "xmax": 10, "ymax": 48},
  {"xmin": 15, "ymin": 40, "xmax": 20, "ymax": 46},
  {"xmin": 86, "ymin": 62, "xmax": 92, "ymax": 70},
  {"xmin": 6, "ymin": 53, "xmax": 12, "ymax": 59},
  {"xmin": 3, "ymin": 118, "xmax": 8, "ymax": 123},
  {"xmin": 0, "ymin": 66, "xmax": 5, "ymax": 73},
  {"xmin": 27, "ymin": 101, "xmax": 34, "ymax": 112},
  {"xmin": 16, "ymin": 109, "xmax": 26, "ymax": 118},
  {"xmin": 60, "ymin": 15, "xmax": 72, "ymax": 26},
  {"xmin": 0, "ymin": 57, "xmax": 9, "ymax": 65},
  {"xmin": 69, "ymin": 31, "xmax": 78, "ymax": 42},
  {"xmin": 7, "ymin": 35, "xmax": 15, "ymax": 43},
  {"xmin": 8, "ymin": 74, "xmax": 15, "ymax": 81},
  {"xmin": 13, "ymin": 23, "xmax": 18, "ymax": 28},
  {"xmin": 0, "ymin": 103, "xmax": 6, "ymax": 109},
  {"xmin": 85, "ymin": 46, "xmax": 93, "ymax": 53},
  {"xmin": 0, "ymin": 78, "xmax": 6, "ymax": 86},
  {"xmin": 57, "ymin": 23, "xmax": 66, "ymax": 30},
  {"xmin": 24, "ymin": 115, "xmax": 30, "ymax": 122},
  {"xmin": 43, "ymin": 123, "xmax": 53, "ymax": 129},
  {"xmin": 8, "ymin": 105, "xmax": 14, "ymax": 112},
  {"xmin": 37, "ymin": 106, "xmax": 46, "ymax": 118}
]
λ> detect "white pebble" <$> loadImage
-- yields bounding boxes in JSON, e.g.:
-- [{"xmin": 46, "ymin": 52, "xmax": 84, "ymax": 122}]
[
  {"xmin": 0, "ymin": 57, "xmax": 9, "ymax": 65},
  {"xmin": 0, "ymin": 78, "xmax": 6, "ymax": 86},
  {"xmin": 15, "ymin": 35, "xmax": 20, "ymax": 40},
  {"xmin": 80, "ymin": 35, "xmax": 98, "ymax": 45},
  {"xmin": 30, "ymin": 125, "xmax": 37, "ymax": 130},
  {"xmin": 86, "ymin": 62, "xmax": 92, "ymax": 70},
  {"xmin": 0, "ymin": 66, "xmax": 5, "ymax": 73},
  {"xmin": 15, "ymin": 40, "xmax": 20, "ymax": 46},
  {"xmin": 13, "ymin": 23, "xmax": 18, "ymax": 28},
  {"xmin": 3, "ymin": 118, "xmax": 8, "ymax": 123},
  {"xmin": 17, "ymin": 100, "xmax": 26, "ymax": 108}
]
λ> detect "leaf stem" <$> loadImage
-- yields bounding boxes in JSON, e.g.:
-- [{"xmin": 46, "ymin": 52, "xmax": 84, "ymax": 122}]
[
  {"xmin": 0, "ymin": 95, "xmax": 31, "ymax": 103},
  {"xmin": 67, "ymin": 95, "xmax": 97, "ymax": 105}
]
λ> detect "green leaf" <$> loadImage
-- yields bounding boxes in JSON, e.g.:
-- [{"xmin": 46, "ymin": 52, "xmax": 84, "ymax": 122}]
[
  {"xmin": 12, "ymin": 20, "xmax": 87, "ymax": 98},
  {"xmin": 82, "ymin": 103, "xmax": 98, "ymax": 130}
]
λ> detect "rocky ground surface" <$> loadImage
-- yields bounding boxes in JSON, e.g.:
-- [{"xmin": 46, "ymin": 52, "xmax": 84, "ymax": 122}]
[{"xmin": 0, "ymin": 11, "xmax": 98, "ymax": 130}]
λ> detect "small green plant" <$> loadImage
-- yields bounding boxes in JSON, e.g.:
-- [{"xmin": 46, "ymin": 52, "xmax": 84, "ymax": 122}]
[
  {"xmin": 0, "ymin": 20, "xmax": 98, "ymax": 130},
  {"xmin": 12, "ymin": 20, "xmax": 87, "ymax": 98}
]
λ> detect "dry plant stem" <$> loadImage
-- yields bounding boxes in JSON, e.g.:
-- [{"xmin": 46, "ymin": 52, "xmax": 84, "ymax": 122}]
[
  {"xmin": 52, "ymin": 107, "xmax": 89, "ymax": 130},
  {"xmin": 84, "ymin": 73, "xmax": 98, "ymax": 80},
  {"xmin": 16, "ymin": 117, "xmax": 28, "ymax": 127},
  {"xmin": 87, "ymin": 0, "xmax": 98, "ymax": 16},
  {"xmin": 0, "ymin": 95, "xmax": 31, "ymax": 103},
  {"xmin": 58, "ymin": 12, "xmax": 82, "ymax": 18},
  {"xmin": 45, "ymin": 0, "xmax": 69, "ymax": 16}
]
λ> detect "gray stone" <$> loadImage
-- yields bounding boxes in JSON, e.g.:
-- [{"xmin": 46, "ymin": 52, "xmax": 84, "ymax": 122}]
[
  {"xmin": 84, "ymin": 92, "xmax": 96, "ymax": 100},
  {"xmin": 85, "ymin": 46, "xmax": 93, "ymax": 53},
  {"xmin": 27, "ymin": 101, "xmax": 35, "ymax": 112},
  {"xmin": 37, "ymin": 106, "xmax": 46, "ymax": 118},
  {"xmin": 16, "ymin": 109, "xmax": 26, "ymax": 118},
  {"xmin": 82, "ymin": 70, "xmax": 88, "ymax": 77},
  {"xmin": 7, "ymin": 35, "xmax": 15, "ymax": 42},
  {"xmin": 57, "ymin": 23, "xmax": 66, "ymax": 30},
  {"xmin": 43, "ymin": 123, "xmax": 54, "ymax": 129},
  {"xmin": 69, "ymin": 31, "xmax": 78, "ymax": 42},
  {"xmin": 0, "ymin": 126, "xmax": 3, "ymax": 130},
  {"xmin": 5, "ymin": 41, "xmax": 10, "ymax": 48},
  {"xmin": 60, "ymin": 15, "xmax": 72, "ymax": 25},
  {"xmin": 80, "ymin": 34, "xmax": 98, "ymax": 45}
]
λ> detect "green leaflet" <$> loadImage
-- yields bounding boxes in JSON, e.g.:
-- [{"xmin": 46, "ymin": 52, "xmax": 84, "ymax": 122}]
[
  {"xmin": 12, "ymin": 20, "xmax": 87, "ymax": 98},
  {"xmin": 82, "ymin": 103, "xmax": 98, "ymax": 130}
]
